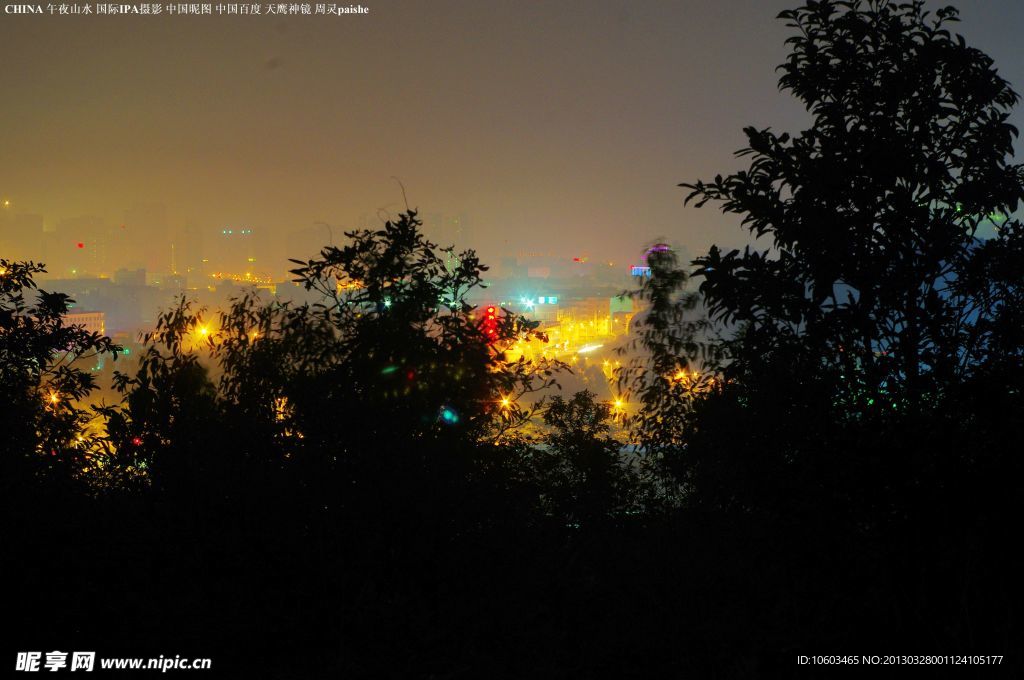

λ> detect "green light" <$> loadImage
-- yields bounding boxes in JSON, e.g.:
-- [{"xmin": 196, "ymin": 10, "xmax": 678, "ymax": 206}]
[{"xmin": 381, "ymin": 365, "xmax": 398, "ymax": 375}]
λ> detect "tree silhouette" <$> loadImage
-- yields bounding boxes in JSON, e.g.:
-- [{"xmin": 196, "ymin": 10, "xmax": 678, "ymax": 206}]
[
  {"xmin": 1, "ymin": 258, "xmax": 121, "ymax": 489},
  {"xmin": 662, "ymin": 0, "xmax": 1024, "ymax": 511},
  {"xmin": 640, "ymin": 0, "xmax": 1024, "ymax": 658},
  {"xmin": 682, "ymin": 0, "xmax": 1023, "ymax": 409},
  {"xmin": 6, "ymin": 3, "xmax": 1024, "ymax": 672}
]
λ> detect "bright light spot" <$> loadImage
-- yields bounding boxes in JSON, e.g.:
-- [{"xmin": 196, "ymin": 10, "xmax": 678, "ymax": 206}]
[
  {"xmin": 48, "ymin": 392, "xmax": 59, "ymax": 405},
  {"xmin": 577, "ymin": 343, "xmax": 603, "ymax": 354},
  {"xmin": 274, "ymin": 397, "xmax": 290, "ymax": 422}
]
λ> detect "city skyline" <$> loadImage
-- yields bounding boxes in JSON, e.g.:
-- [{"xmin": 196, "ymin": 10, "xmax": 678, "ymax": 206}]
[{"xmin": 4, "ymin": 0, "xmax": 1022, "ymax": 279}]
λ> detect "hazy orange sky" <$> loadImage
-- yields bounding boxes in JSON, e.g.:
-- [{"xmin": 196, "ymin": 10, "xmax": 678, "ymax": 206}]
[{"xmin": 2, "ymin": 0, "xmax": 1022, "ymax": 272}]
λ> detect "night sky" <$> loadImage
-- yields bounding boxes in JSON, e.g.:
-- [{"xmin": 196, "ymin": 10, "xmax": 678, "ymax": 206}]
[{"xmin": 2, "ymin": 0, "xmax": 1022, "ymax": 270}]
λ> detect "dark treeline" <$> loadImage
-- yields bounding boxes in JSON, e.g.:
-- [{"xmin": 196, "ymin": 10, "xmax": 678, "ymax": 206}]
[{"xmin": 4, "ymin": 1, "xmax": 1024, "ymax": 677}]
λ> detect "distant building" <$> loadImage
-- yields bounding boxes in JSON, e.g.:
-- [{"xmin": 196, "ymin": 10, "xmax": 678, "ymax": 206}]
[
  {"xmin": 114, "ymin": 268, "xmax": 146, "ymax": 287},
  {"xmin": 424, "ymin": 212, "xmax": 471, "ymax": 250},
  {"xmin": 65, "ymin": 310, "xmax": 105, "ymax": 336},
  {"xmin": 56, "ymin": 215, "xmax": 110, "ymax": 277},
  {"xmin": 171, "ymin": 222, "xmax": 205, "ymax": 280},
  {"xmin": 123, "ymin": 203, "xmax": 170, "ymax": 273},
  {"xmin": 210, "ymin": 226, "xmax": 258, "ymax": 276}
]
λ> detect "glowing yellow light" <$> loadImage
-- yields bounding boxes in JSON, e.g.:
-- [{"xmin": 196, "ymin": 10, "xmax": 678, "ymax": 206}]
[
  {"xmin": 274, "ymin": 396, "xmax": 290, "ymax": 422},
  {"xmin": 48, "ymin": 392, "xmax": 59, "ymax": 405}
]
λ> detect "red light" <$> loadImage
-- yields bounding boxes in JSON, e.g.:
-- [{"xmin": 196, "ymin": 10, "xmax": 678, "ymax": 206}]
[
  {"xmin": 486, "ymin": 307, "xmax": 495, "ymax": 314},
  {"xmin": 77, "ymin": 242, "xmax": 84, "ymax": 248},
  {"xmin": 131, "ymin": 437, "xmax": 142, "ymax": 446}
]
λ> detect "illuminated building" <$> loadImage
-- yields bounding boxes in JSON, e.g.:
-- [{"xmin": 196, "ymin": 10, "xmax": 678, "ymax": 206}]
[
  {"xmin": 65, "ymin": 310, "xmax": 106, "ymax": 336},
  {"xmin": 211, "ymin": 226, "xmax": 259, "ymax": 276}
]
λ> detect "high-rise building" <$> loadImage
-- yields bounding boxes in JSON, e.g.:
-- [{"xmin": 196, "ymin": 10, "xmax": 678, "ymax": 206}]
[
  {"xmin": 424, "ymin": 212, "xmax": 472, "ymax": 251},
  {"xmin": 209, "ymin": 226, "xmax": 261, "ymax": 278},
  {"xmin": 55, "ymin": 215, "xmax": 110, "ymax": 277},
  {"xmin": 122, "ymin": 203, "xmax": 170, "ymax": 272}
]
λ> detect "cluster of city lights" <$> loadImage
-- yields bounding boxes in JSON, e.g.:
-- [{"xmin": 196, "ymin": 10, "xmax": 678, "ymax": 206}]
[{"xmin": 209, "ymin": 272, "xmax": 274, "ymax": 285}]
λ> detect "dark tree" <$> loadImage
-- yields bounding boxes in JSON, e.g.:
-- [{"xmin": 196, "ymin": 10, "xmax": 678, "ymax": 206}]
[
  {"xmin": 682, "ymin": 0, "xmax": 1024, "ymax": 408},
  {"xmin": 0, "ymin": 259, "xmax": 121, "ymax": 487},
  {"xmin": 647, "ymin": 0, "xmax": 1024, "ymax": 658},
  {"xmin": 537, "ymin": 390, "xmax": 642, "ymax": 525}
]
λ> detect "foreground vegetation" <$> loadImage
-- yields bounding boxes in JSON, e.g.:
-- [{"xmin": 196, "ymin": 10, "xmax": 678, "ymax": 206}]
[{"xmin": 4, "ymin": 2, "xmax": 1024, "ymax": 676}]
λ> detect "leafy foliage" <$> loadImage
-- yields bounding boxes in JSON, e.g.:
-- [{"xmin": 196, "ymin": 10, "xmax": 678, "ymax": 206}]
[
  {"xmin": 681, "ymin": 0, "xmax": 1024, "ymax": 412},
  {"xmin": 0, "ymin": 258, "xmax": 121, "ymax": 488}
]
